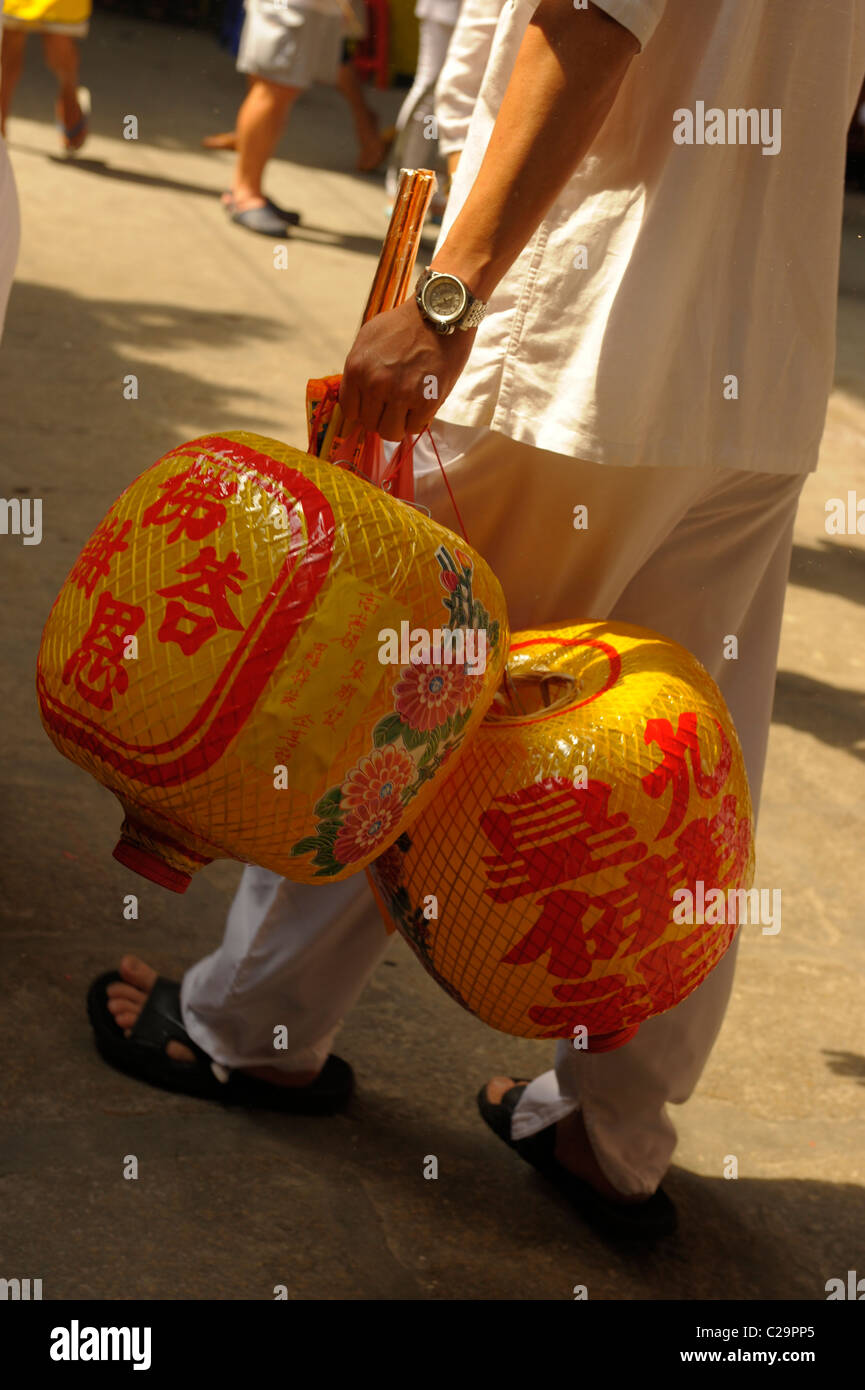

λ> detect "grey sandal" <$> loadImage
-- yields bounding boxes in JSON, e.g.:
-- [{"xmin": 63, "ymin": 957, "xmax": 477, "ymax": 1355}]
[{"xmin": 223, "ymin": 194, "xmax": 300, "ymax": 233}]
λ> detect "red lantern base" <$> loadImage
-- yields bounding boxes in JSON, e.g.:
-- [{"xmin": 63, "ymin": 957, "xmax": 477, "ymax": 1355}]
[
  {"xmin": 112, "ymin": 806, "xmax": 214, "ymax": 893},
  {"xmin": 112, "ymin": 838, "xmax": 193, "ymax": 893},
  {"xmin": 587, "ymin": 1025, "xmax": 640, "ymax": 1052}
]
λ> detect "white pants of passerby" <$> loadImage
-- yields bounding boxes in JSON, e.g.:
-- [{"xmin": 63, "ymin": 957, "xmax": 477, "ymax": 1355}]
[
  {"xmin": 385, "ymin": 18, "xmax": 455, "ymax": 197},
  {"xmin": 181, "ymin": 421, "xmax": 806, "ymax": 1196}
]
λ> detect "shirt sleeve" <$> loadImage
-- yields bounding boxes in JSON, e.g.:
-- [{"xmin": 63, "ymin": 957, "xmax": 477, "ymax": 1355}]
[
  {"xmin": 435, "ymin": 0, "xmax": 508, "ymax": 157},
  {"xmin": 589, "ymin": 0, "xmax": 667, "ymax": 50}
]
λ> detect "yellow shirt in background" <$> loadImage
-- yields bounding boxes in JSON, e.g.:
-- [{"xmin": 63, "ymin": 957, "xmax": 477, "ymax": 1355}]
[{"xmin": 2, "ymin": 0, "xmax": 92, "ymax": 30}]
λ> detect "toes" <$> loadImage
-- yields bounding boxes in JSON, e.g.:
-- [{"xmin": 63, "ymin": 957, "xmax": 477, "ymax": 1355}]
[
  {"xmin": 485, "ymin": 1075, "xmax": 518, "ymax": 1105},
  {"xmin": 118, "ymin": 954, "xmax": 157, "ymax": 992},
  {"xmin": 106, "ymin": 981, "xmax": 145, "ymax": 1004},
  {"xmin": 165, "ymin": 1040, "xmax": 196, "ymax": 1064},
  {"xmin": 108, "ymin": 1000, "xmax": 139, "ymax": 1030}
]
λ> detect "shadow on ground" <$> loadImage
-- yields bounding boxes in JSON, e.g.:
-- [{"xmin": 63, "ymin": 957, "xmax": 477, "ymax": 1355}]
[
  {"xmin": 772, "ymin": 670, "xmax": 865, "ymax": 761},
  {"xmin": 0, "ymin": 771, "xmax": 860, "ymax": 1301},
  {"xmin": 788, "ymin": 540, "xmax": 865, "ymax": 606},
  {"xmin": 4, "ymin": 15, "xmax": 402, "ymax": 179}
]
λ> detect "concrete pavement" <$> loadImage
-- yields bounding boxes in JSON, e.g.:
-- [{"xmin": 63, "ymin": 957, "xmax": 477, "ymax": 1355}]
[{"xmin": 0, "ymin": 14, "xmax": 863, "ymax": 1300}]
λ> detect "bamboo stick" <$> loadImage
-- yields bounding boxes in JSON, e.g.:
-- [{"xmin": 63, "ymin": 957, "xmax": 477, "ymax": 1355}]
[{"xmin": 319, "ymin": 168, "xmax": 437, "ymax": 465}]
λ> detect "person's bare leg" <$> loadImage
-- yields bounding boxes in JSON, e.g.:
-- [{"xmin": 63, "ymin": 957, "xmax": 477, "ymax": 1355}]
[
  {"xmin": 106, "ymin": 955, "xmax": 320, "ymax": 1085},
  {"xmin": 1, "ymin": 30, "xmax": 28, "ymax": 137},
  {"xmin": 41, "ymin": 33, "xmax": 85, "ymax": 148},
  {"xmin": 336, "ymin": 59, "xmax": 389, "ymax": 170},
  {"xmin": 483, "ymin": 1077, "xmax": 650, "ymax": 1203},
  {"xmin": 232, "ymin": 75, "xmax": 299, "ymax": 209}
]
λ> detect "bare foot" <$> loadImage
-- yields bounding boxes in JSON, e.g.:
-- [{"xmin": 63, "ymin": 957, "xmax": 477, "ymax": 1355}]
[
  {"xmin": 356, "ymin": 124, "xmax": 392, "ymax": 172},
  {"xmin": 106, "ymin": 955, "xmax": 320, "ymax": 1086},
  {"xmin": 222, "ymin": 186, "xmax": 269, "ymax": 214},
  {"xmin": 56, "ymin": 89, "xmax": 87, "ymax": 152},
  {"xmin": 202, "ymin": 130, "xmax": 237, "ymax": 151},
  {"xmin": 484, "ymin": 1076, "xmax": 649, "ymax": 1205}
]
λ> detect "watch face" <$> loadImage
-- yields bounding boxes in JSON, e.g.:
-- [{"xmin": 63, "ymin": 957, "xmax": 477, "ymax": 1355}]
[{"xmin": 425, "ymin": 275, "xmax": 467, "ymax": 322}]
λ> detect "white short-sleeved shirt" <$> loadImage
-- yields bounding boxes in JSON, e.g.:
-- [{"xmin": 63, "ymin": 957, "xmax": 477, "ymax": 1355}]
[{"xmin": 435, "ymin": 0, "xmax": 865, "ymax": 473}]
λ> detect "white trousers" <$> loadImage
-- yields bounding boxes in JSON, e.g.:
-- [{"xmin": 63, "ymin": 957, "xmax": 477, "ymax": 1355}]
[
  {"xmin": 385, "ymin": 18, "xmax": 455, "ymax": 196},
  {"xmin": 182, "ymin": 423, "xmax": 805, "ymax": 1195}
]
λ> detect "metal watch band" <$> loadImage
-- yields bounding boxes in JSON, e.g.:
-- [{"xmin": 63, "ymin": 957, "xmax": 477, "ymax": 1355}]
[{"xmin": 458, "ymin": 297, "xmax": 487, "ymax": 331}]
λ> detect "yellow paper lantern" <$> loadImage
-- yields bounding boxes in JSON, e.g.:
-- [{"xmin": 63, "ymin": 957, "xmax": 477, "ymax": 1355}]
[
  {"xmin": 37, "ymin": 432, "xmax": 508, "ymax": 891},
  {"xmin": 368, "ymin": 622, "xmax": 754, "ymax": 1047}
]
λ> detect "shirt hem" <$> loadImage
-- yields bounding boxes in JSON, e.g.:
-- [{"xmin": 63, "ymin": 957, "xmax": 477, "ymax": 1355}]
[{"xmin": 435, "ymin": 402, "xmax": 823, "ymax": 476}]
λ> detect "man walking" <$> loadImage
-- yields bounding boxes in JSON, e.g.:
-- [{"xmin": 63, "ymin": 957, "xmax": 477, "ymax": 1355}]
[{"xmin": 92, "ymin": 0, "xmax": 865, "ymax": 1239}]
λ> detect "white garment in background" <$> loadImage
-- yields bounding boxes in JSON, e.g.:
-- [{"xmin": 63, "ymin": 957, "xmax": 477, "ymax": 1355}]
[
  {"xmin": 0, "ymin": 137, "xmax": 20, "ymax": 338},
  {"xmin": 435, "ymin": 0, "xmax": 504, "ymax": 158},
  {"xmin": 436, "ymin": 0, "xmax": 865, "ymax": 472},
  {"xmin": 237, "ymin": 0, "xmax": 346, "ymax": 88},
  {"xmin": 416, "ymin": 0, "xmax": 461, "ymax": 24},
  {"xmin": 385, "ymin": 9, "xmax": 460, "ymax": 197},
  {"xmin": 183, "ymin": 419, "xmax": 805, "ymax": 1196}
]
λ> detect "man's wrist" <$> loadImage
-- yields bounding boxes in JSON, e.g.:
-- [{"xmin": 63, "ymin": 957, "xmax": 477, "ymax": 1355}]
[{"xmin": 428, "ymin": 243, "xmax": 501, "ymax": 304}]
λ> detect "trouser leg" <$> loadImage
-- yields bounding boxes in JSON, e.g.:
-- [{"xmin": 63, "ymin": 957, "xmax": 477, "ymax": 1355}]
[
  {"xmin": 416, "ymin": 423, "xmax": 806, "ymax": 1193},
  {"xmin": 182, "ymin": 418, "xmax": 803, "ymax": 1148},
  {"xmin": 181, "ymin": 866, "xmax": 390, "ymax": 1073}
]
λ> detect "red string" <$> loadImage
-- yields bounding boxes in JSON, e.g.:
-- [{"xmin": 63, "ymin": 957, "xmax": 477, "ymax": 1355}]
[
  {"xmin": 416, "ymin": 425, "xmax": 471, "ymax": 544},
  {"xmin": 316, "ymin": 387, "xmax": 472, "ymax": 547}
]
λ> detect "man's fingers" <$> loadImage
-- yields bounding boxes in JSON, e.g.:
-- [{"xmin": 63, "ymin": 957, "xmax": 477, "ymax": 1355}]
[
  {"xmin": 376, "ymin": 401, "xmax": 411, "ymax": 442},
  {"xmin": 337, "ymin": 371, "xmax": 361, "ymax": 427},
  {"xmin": 340, "ymin": 374, "xmax": 386, "ymax": 434},
  {"xmin": 404, "ymin": 403, "xmax": 436, "ymax": 437},
  {"xmin": 358, "ymin": 394, "xmax": 388, "ymax": 436}
]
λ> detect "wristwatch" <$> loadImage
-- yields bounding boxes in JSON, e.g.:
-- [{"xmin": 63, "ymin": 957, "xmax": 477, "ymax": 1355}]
[{"xmin": 415, "ymin": 267, "xmax": 487, "ymax": 335}]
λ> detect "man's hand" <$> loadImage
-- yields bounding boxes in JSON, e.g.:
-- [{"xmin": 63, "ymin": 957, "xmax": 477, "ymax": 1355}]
[{"xmin": 339, "ymin": 298, "xmax": 476, "ymax": 441}]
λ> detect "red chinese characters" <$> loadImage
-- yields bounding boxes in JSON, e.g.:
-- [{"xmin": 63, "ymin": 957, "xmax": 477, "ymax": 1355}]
[
  {"xmin": 141, "ymin": 464, "xmax": 237, "ymax": 544},
  {"xmin": 63, "ymin": 464, "xmax": 252, "ymax": 712},
  {"xmin": 479, "ymin": 711, "xmax": 748, "ymax": 1037},
  {"xmin": 642, "ymin": 711, "xmax": 732, "ymax": 838},
  {"xmin": 480, "ymin": 778, "xmax": 644, "ymax": 903},
  {"xmin": 69, "ymin": 515, "xmax": 133, "ymax": 599},
  {"xmin": 156, "ymin": 546, "xmax": 247, "ymax": 656},
  {"xmin": 61, "ymin": 591, "xmax": 146, "ymax": 712}
]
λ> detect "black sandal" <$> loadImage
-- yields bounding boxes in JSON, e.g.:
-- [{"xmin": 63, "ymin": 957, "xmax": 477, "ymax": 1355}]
[
  {"xmin": 477, "ymin": 1081, "xmax": 677, "ymax": 1241},
  {"xmin": 87, "ymin": 971, "xmax": 353, "ymax": 1115}
]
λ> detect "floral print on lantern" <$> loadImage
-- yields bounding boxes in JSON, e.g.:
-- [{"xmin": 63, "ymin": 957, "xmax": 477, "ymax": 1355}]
[
  {"xmin": 342, "ymin": 745, "xmax": 415, "ymax": 810},
  {"xmin": 394, "ymin": 661, "xmax": 470, "ymax": 732},
  {"xmin": 290, "ymin": 542, "xmax": 501, "ymax": 877}
]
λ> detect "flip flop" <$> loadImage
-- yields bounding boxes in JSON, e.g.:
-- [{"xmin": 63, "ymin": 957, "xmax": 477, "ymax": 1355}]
[
  {"xmin": 477, "ymin": 1080, "xmax": 678, "ymax": 1241},
  {"xmin": 57, "ymin": 85, "xmax": 90, "ymax": 153},
  {"xmin": 223, "ymin": 193, "xmax": 301, "ymax": 228},
  {"xmin": 87, "ymin": 970, "xmax": 354, "ymax": 1114}
]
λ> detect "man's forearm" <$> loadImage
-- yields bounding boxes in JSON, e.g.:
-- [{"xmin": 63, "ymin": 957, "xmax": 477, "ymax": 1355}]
[
  {"xmin": 430, "ymin": 0, "xmax": 639, "ymax": 301},
  {"xmin": 338, "ymin": 2, "xmax": 640, "ymax": 437}
]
